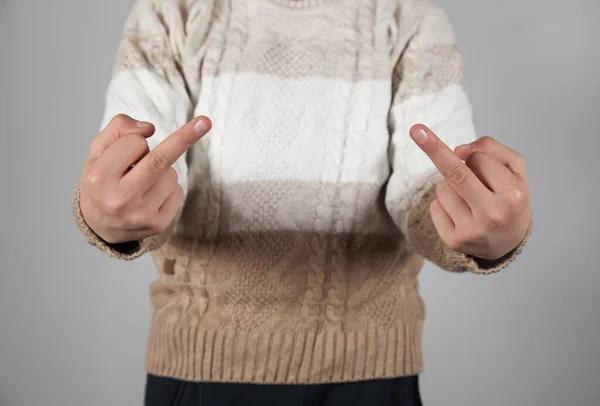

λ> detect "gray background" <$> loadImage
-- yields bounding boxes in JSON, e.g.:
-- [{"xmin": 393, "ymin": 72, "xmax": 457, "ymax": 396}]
[{"xmin": 0, "ymin": 0, "xmax": 598, "ymax": 405}]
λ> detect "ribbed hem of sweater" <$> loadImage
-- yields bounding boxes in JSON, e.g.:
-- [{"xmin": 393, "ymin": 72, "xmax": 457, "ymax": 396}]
[{"xmin": 145, "ymin": 322, "xmax": 423, "ymax": 384}]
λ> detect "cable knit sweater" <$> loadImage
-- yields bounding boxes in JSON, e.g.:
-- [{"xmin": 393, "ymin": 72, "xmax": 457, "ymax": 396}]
[{"xmin": 72, "ymin": 0, "xmax": 532, "ymax": 384}]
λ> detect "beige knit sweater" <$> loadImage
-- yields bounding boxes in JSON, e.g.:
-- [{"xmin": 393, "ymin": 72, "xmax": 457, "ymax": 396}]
[{"xmin": 73, "ymin": 0, "xmax": 532, "ymax": 384}]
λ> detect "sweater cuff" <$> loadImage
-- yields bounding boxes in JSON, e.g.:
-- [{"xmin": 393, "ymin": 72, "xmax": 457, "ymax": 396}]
[
  {"xmin": 71, "ymin": 183, "xmax": 166, "ymax": 260},
  {"xmin": 406, "ymin": 185, "xmax": 533, "ymax": 275}
]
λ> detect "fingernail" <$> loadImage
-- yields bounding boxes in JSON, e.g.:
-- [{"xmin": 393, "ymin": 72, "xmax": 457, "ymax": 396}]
[
  {"xmin": 458, "ymin": 143, "xmax": 472, "ymax": 149},
  {"xmin": 412, "ymin": 128, "xmax": 429, "ymax": 145},
  {"xmin": 136, "ymin": 120, "xmax": 152, "ymax": 128},
  {"xmin": 193, "ymin": 117, "xmax": 211, "ymax": 135}
]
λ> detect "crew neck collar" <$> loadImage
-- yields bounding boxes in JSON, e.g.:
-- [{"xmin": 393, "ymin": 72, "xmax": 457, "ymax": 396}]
[{"xmin": 268, "ymin": 0, "xmax": 341, "ymax": 9}]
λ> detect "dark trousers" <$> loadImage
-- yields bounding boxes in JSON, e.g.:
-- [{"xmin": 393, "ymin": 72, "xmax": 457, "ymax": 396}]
[{"xmin": 145, "ymin": 374, "xmax": 423, "ymax": 406}]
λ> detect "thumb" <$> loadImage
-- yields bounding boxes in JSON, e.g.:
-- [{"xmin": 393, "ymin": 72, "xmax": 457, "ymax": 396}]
[
  {"xmin": 122, "ymin": 115, "xmax": 212, "ymax": 195},
  {"xmin": 454, "ymin": 136, "xmax": 527, "ymax": 181},
  {"xmin": 454, "ymin": 142, "xmax": 477, "ymax": 162},
  {"xmin": 87, "ymin": 114, "xmax": 156, "ymax": 161}
]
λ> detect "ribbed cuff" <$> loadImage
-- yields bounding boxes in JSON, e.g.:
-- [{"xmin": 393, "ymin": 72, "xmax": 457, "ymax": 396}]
[
  {"xmin": 71, "ymin": 182, "xmax": 165, "ymax": 260},
  {"xmin": 407, "ymin": 185, "xmax": 533, "ymax": 275},
  {"xmin": 145, "ymin": 322, "xmax": 423, "ymax": 384}
]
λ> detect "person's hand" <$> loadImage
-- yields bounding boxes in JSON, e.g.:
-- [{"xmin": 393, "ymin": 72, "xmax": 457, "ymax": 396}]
[
  {"xmin": 410, "ymin": 124, "xmax": 531, "ymax": 261},
  {"xmin": 78, "ymin": 114, "xmax": 212, "ymax": 244}
]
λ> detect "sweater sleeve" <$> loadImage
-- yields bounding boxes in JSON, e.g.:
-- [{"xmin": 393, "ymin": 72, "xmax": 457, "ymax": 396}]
[
  {"xmin": 72, "ymin": 0, "xmax": 194, "ymax": 260},
  {"xmin": 384, "ymin": 3, "xmax": 532, "ymax": 274}
]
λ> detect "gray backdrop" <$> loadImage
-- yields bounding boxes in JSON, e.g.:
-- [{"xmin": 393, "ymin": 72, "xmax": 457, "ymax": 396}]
[{"xmin": 1, "ymin": 0, "xmax": 599, "ymax": 405}]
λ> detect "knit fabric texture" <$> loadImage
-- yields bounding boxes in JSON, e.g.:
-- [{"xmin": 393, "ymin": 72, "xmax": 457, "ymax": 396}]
[{"xmin": 72, "ymin": 0, "xmax": 532, "ymax": 384}]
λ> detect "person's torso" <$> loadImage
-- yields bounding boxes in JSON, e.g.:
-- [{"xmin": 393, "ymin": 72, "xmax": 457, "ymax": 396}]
[
  {"xmin": 175, "ymin": 0, "xmax": 421, "ymax": 239},
  {"xmin": 145, "ymin": 1, "xmax": 427, "ymax": 383}
]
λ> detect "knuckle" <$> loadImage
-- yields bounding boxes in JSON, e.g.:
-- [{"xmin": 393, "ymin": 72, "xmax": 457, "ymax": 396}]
[
  {"xmin": 513, "ymin": 152, "xmax": 526, "ymax": 169},
  {"xmin": 465, "ymin": 152, "xmax": 487, "ymax": 172},
  {"xmin": 507, "ymin": 186, "xmax": 527, "ymax": 207},
  {"xmin": 126, "ymin": 131, "xmax": 145, "ymax": 142},
  {"xmin": 446, "ymin": 165, "xmax": 468, "ymax": 186},
  {"xmin": 127, "ymin": 209, "xmax": 150, "ymax": 229},
  {"xmin": 110, "ymin": 113, "xmax": 130, "ymax": 128},
  {"xmin": 478, "ymin": 136, "xmax": 494, "ymax": 148},
  {"xmin": 147, "ymin": 151, "xmax": 170, "ymax": 174},
  {"xmin": 468, "ymin": 151, "xmax": 486, "ymax": 164},
  {"xmin": 129, "ymin": 133, "xmax": 150, "ymax": 153},
  {"xmin": 103, "ymin": 194, "xmax": 127, "ymax": 215},
  {"xmin": 483, "ymin": 208, "xmax": 505, "ymax": 229},
  {"xmin": 85, "ymin": 170, "xmax": 103, "ymax": 187}
]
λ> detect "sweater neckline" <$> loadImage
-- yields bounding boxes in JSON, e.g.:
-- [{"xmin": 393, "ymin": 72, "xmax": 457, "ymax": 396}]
[{"xmin": 268, "ymin": 0, "xmax": 341, "ymax": 8}]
